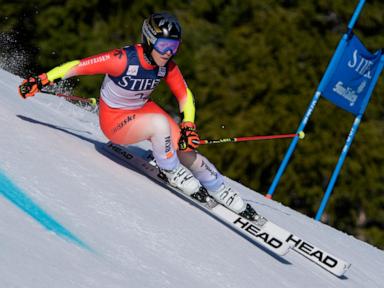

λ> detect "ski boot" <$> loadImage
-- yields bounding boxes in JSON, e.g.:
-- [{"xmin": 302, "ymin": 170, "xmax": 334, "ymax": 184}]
[
  {"xmin": 160, "ymin": 164, "xmax": 200, "ymax": 196},
  {"xmin": 208, "ymin": 183, "xmax": 265, "ymax": 224},
  {"xmin": 208, "ymin": 183, "xmax": 247, "ymax": 214}
]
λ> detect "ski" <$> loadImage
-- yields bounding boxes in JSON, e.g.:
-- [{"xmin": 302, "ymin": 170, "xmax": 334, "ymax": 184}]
[
  {"xmin": 103, "ymin": 142, "xmax": 293, "ymax": 257},
  {"xmin": 285, "ymin": 233, "xmax": 351, "ymax": 276},
  {"xmin": 103, "ymin": 142, "xmax": 351, "ymax": 276}
]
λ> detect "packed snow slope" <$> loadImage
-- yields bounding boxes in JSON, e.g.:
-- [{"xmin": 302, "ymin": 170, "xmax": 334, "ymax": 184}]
[{"xmin": 0, "ymin": 68, "xmax": 383, "ymax": 288}]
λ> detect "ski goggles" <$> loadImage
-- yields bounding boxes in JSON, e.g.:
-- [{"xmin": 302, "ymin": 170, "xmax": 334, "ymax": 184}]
[{"xmin": 153, "ymin": 38, "xmax": 180, "ymax": 55}]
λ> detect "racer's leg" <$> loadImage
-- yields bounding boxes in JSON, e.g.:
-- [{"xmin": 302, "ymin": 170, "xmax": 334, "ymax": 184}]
[
  {"xmin": 179, "ymin": 151, "xmax": 249, "ymax": 214},
  {"xmin": 99, "ymin": 99, "xmax": 182, "ymax": 169},
  {"xmin": 99, "ymin": 99, "xmax": 199, "ymax": 194},
  {"xmin": 178, "ymin": 151, "xmax": 223, "ymax": 191}
]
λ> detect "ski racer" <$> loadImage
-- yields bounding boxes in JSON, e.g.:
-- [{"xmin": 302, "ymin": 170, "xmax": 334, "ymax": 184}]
[{"xmin": 18, "ymin": 12, "xmax": 257, "ymax": 220}]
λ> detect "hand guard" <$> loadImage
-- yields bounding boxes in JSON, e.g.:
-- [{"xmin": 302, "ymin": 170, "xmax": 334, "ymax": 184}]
[
  {"xmin": 18, "ymin": 73, "xmax": 50, "ymax": 99},
  {"xmin": 178, "ymin": 121, "xmax": 200, "ymax": 152}
]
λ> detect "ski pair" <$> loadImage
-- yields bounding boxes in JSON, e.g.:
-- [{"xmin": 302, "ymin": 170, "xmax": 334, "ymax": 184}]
[
  {"xmin": 104, "ymin": 142, "xmax": 350, "ymax": 276},
  {"xmin": 104, "ymin": 142, "xmax": 292, "ymax": 256}
]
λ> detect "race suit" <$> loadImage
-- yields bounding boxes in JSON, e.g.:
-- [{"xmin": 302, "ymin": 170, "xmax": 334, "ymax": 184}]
[{"xmin": 44, "ymin": 44, "xmax": 224, "ymax": 190}]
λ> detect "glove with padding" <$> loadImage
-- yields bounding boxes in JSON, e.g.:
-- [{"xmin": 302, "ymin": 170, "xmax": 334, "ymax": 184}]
[
  {"xmin": 178, "ymin": 121, "xmax": 200, "ymax": 152},
  {"xmin": 18, "ymin": 73, "xmax": 50, "ymax": 99}
]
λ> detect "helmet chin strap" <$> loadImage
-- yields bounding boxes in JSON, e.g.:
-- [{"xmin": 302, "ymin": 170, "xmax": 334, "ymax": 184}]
[{"xmin": 142, "ymin": 47, "xmax": 157, "ymax": 66}]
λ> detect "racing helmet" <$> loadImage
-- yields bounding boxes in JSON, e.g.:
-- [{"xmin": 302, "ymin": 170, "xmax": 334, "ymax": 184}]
[{"xmin": 142, "ymin": 12, "xmax": 182, "ymax": 60}]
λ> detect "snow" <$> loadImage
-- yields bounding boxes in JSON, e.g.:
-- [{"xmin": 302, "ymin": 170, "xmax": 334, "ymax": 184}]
[{"xmin": 0, "ymin": 68, "xmax": 383, "ymax": 288}]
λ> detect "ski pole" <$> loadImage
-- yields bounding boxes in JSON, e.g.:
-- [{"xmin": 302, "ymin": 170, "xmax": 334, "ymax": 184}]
[
  {"xmin": 40, "ymin": 90, "xmax": 97, "ymax": 107},
  {"xmin": 199, "ymin": 131, "xmax": 305, "ymax": 145}
]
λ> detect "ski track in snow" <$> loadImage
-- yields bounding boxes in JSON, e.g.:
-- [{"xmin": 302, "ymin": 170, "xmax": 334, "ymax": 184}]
[{"xmin": 0, "ymin": 69, "xmax": 383, "ymax": 288}]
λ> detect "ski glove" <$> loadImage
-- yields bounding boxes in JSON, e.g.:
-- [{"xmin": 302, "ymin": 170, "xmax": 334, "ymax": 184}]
[
  {"xmin": 18, "ymin": 73, "xmax": 50, "ymax": 99},
  {"xmin": 179, "ymin": 121, "xmax": 200, "ymax": 152}
]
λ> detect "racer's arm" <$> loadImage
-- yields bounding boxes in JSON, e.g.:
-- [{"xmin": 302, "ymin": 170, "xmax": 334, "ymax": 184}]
[
  {"xmin": 164, "ymin": 61, "xmax": 195, "ymax": 123},
  {"xmin": 46, "ymin": 48, "xmax": 127, "ymax": 82},
  {"xmin": 18, "ymin": 49, "xmax": 127, "ymax": 99}
]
